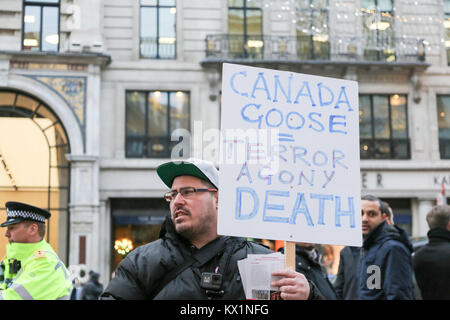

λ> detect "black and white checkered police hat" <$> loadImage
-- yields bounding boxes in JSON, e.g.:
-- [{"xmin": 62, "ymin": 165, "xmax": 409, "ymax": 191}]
[{"xmin": 1, "ymin": 202, "xmax": 51, "ymax": 227}]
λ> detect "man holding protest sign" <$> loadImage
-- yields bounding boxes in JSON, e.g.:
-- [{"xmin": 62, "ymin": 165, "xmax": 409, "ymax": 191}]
[
  {"xmin": 101, "ymin": 63, "xmax": 361, "ymax": 300},
  {"xmin": 101, "ymin": 158, "xmax": 320, "ymax": 300}
]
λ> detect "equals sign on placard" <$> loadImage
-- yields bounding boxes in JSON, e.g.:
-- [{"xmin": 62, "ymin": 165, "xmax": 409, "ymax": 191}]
[{"xmin": 278, "ymin": 133, "xmax": 295, "ymax": 142}]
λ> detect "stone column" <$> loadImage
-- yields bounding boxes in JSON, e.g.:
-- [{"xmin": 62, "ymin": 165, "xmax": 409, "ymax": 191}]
[
  {"xmin": 98, "ymin": 199, "xmax": 112, "ymax": 285},
  {"xmin": 66, "ymin": 155, "xmax": 100, "ymax": 272}
]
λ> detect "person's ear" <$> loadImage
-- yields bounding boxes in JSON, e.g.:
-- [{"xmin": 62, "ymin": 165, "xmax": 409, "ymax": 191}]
[{"xmin": 28, "ymin": 223, "xmax": 38, "ymax": 235}]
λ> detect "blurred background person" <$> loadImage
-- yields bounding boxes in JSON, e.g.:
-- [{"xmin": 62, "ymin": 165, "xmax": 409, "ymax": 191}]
[
  {"xmin": 82, "ymin": 271, "xmax": 103, "ymax": 300},
  {"xmin": 280, "ymin": 242, "xmax": 337, "ymax": 300},
  {"xmin": 413, "ymin": 205, "xmax": 450, "ymax": 300},
  {"xmin": 334, "ymin": 244, "xmax": 360, "ymax": 300},
  {"xmin": 381, "ymin": 201, "xmax": 395, "ymax": 225}
]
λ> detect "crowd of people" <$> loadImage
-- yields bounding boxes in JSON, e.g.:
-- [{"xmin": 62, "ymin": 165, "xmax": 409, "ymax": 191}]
[
  {"xmin": 1, "ymin": 157, "xmax": 449, "ymax": 300},
  {"xmin": 70, "ymin": 270, "xmax": 104, "ymax": 300},
  {"xmin": 100, "ymin": 158, "xmax": 450, "ymax": 300}
]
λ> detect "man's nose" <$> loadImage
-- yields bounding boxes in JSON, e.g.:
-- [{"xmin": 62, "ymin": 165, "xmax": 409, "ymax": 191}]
[{"xmin": 361, "ymin": 212, "xmax": 368, "ymax": 221}]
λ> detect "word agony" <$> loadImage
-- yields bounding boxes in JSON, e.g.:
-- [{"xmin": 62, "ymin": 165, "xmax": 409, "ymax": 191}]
[{"xmin": 234, "ymin": 147, "xmax": 348, "ymax": 189}]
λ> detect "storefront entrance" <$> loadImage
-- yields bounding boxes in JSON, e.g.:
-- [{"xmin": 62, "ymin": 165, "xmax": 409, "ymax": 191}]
[
  {"xmin": 110, "ymin": 198, "xmax": 168, "ymax": 271},
  {"xmin": 0, "ymin": 90, "xmax": 70, "ymax": 260}
]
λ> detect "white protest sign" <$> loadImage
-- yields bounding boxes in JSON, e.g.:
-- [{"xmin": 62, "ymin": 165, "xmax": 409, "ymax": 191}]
[{"xmin": 217, "ymin": 63, "xmax": 362, "ymax": 247}]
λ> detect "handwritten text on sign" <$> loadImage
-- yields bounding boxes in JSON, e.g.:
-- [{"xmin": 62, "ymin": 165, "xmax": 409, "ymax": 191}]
[{"xmin": 217, "ymin": 63, "xmax": 362, "ymax": 247}]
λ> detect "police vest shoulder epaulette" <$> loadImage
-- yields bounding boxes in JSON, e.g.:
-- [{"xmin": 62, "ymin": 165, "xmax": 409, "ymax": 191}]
[{"xmin": 34, "ymin": 250, "xmax": 47, "ymax": 259}]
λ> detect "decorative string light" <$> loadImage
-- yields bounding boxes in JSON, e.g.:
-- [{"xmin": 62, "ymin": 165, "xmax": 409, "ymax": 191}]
[
  {"xmin": 114, "ymin": 238, "xmax": 134, "ymax": 256},
  {"xmin": 247, "ymin": 0, "xmax": 448, "ymax": 53}
]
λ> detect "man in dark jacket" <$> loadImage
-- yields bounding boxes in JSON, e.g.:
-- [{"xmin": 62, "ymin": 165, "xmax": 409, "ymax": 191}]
[
  {"xmin": 280, "ymin": 243, "xmax": 337, "ymax": 300},
  {"xmin": 334, "ymin": 200, "xmax": 394, "ymax": 300},
  {"xmin": 101, "ymin": 158, "xmax": 318, "ymax": 300},
  {"xmin": 413, "ymin": 205, "xmax": 450, "ymax": 300},
  {"xmin": 357, "ymin": 195, "xmax": 414, "ymax": 300},
  {"xmin": 334, "ymin": 245, "xmax": 360, "ymax": 299}
]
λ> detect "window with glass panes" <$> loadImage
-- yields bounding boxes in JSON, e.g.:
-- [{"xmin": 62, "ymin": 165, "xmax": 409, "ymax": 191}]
[
  {"xmin": 140, "ymin": 0, "xmax": 176, "ymax": 59},
  {"xmin": 22, "ymin": 0, "xmax": 60, "ymax": 52},
  {"xmin": 361, "ymin": 0, "xmax": 395, "ymax": 62},
  {"xmin": 445, "ymin": 0, "xmax": 450, "ymax": 65},
  {"xmin": 125, "ymin": 90, "xmax": 189, "ymax": 158},
  {"xmin": 296, "ymin": 0, "xmax": 329, "ymax": 60},
  {"xmin": 359, "ymin": 94, "xmax": 409, "ymax": 159},
  {"xmin": 228, "ymin": 0, "xmax": 262, "ymax": 59},
  {"xmin": 437, "ymin": 95, "xmax": 450, "ymax": 159}
]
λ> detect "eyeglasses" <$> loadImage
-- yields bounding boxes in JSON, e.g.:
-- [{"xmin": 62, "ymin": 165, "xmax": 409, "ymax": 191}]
[{"xmin": 164, "ymin": 186, "xmax": 218, "ymax": 202}]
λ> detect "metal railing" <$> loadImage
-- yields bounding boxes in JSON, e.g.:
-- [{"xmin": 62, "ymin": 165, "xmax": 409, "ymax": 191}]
[{"xmin": 205, "ymin": 34, "xmax": 425, "ymax": 63}]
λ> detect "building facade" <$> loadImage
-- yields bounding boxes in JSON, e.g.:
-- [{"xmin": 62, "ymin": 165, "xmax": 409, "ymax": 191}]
[{"xmin": 0, "ymin": 0, "xmax": 450, "ymax": 283}]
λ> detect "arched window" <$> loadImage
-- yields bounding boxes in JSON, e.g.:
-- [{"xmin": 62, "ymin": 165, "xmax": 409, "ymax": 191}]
[{"xmin": 0, "ymin": 90, "xmax": 70, "ymax": 260}]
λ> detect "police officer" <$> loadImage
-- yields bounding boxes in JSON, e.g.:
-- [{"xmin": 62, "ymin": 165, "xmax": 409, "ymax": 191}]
[{"xmin": 0, "ymin": 201, "xmax": 72, "ymax": 300}]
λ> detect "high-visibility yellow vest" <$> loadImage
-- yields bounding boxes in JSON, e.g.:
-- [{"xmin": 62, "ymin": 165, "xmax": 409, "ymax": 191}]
[{"xmin": 0, "ymin": 239, "xmax": 72, "ymax": 300}]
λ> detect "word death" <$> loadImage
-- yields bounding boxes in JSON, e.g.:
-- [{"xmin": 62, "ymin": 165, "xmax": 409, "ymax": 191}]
[{"xmin": 235, "ymin": 188, "xmax": 356, "ymax": 228}]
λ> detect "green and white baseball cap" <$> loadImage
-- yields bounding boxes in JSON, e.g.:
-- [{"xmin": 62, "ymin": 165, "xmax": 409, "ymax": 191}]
[{"xmin": 157, "ymin": 158, "xmax": 219, "ymax": 189}]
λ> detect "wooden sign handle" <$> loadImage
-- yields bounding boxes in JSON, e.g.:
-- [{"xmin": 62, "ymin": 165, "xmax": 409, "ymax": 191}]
[{"xmin": 284, "ymin": 241, "xmax": 296, "ymax": 271}]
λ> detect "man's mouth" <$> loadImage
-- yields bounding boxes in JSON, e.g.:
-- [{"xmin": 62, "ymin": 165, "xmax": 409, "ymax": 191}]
[{"xmin": 174, "ymin": 208, "xmax": 190, "ymax": 221}]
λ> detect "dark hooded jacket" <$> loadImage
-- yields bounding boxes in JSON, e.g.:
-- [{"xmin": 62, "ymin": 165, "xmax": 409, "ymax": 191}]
[
  {"xmin": 357, "ymin": 221, "xmax": 414, "ymax": 300},
  {"xmin": 334, "ymin": 246, "xmax": 360, "ymax": 300},
  {"xmin": 413, "ymin": 228, "xmax": 450, "ymax": 300},
  {"xmin": 285, "ymin": 245, "xmax": 337, "ymax": 300},
  {"xmin": 82, "ymin": 272, "xmax": 103, "ymax": 300},
  {"xmin": 101, "ymin": 217, "xmax": 272, "ymax": 300}
]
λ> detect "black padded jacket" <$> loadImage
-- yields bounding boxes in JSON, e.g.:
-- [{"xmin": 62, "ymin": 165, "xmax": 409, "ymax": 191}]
[{"xmin": 101, "ymin": 217, "xmax": 272, "ymax": 300}]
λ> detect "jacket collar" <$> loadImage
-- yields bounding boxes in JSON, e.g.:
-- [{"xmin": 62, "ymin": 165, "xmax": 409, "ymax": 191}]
[
  {"xmin": 6, "ymin": 239, "xmax": 46, "ymax": 261},
  {"xmin": 363, "ymin": 221, "xmax": 386, "ymax": 249},
  {"xmin": 295, "ymin": 245, "xmax": 321, "ymax": 266},
  {"xmin": 363, "ymin": 221, "xmax": 413, "ymax": 253},
  {"xmin": 159, "ymin": 216, "xmax": 192, "ymax": 247},
  {"xmin": 427, "ymin": 227, "xmax": 450, "ymax": 243}
]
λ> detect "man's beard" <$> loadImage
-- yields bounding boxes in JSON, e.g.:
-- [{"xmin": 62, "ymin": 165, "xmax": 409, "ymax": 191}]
[
  {"xmin": 171, "ymin": 205, "xmax": 213, "ymax": 242},
  {"xmin": 172, "ymin": 206, "xmax": 197, "ymax": 240},
  {"xmin": 362, "ymin": 224, "xmax": 370, "ymax": 240}
]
